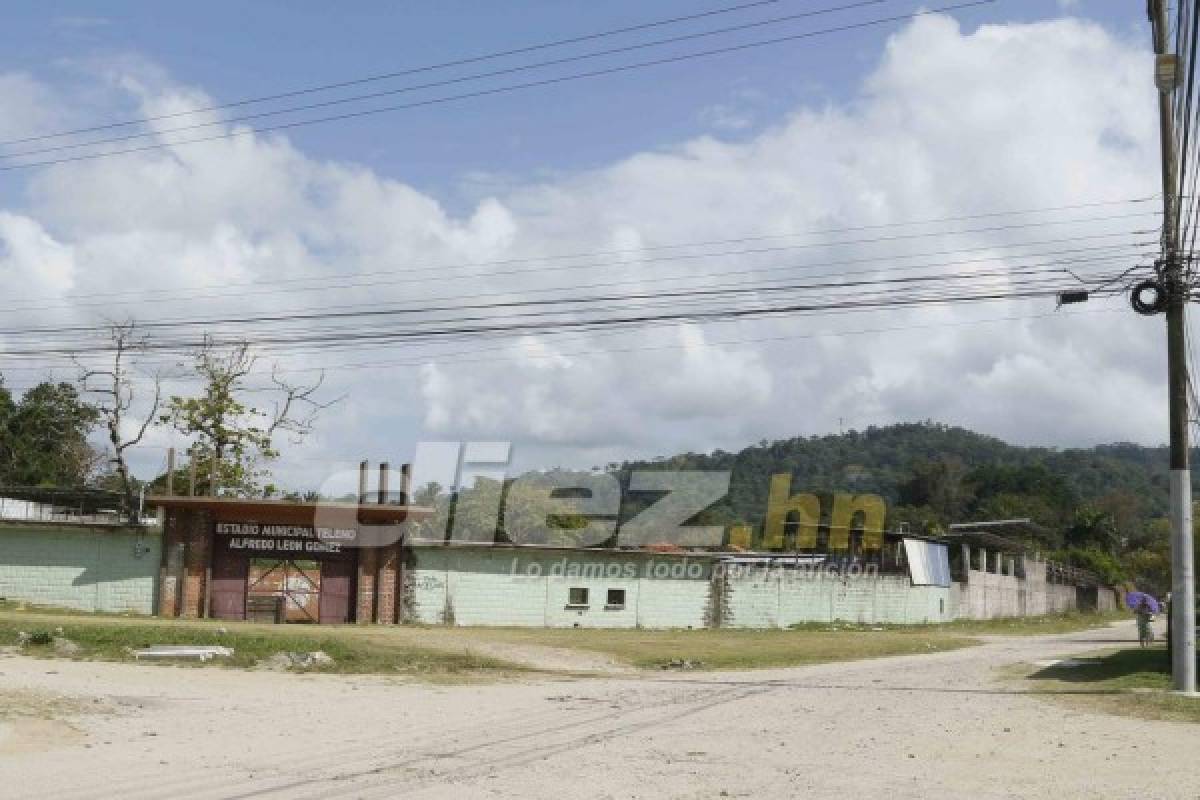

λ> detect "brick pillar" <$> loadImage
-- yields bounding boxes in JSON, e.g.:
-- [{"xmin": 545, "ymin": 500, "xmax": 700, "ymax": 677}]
[
  {"xmin": 181, "ymin": 509, "xmax": 212, "ymax": 618},
  {"xmin": 158, "ymin": 510, "xmax": 184, "ymax": 617},
  {"xmin": 356, "ymin": 548, "xmax": 377, "ymax": 624},
  {"xmin": 376, "ymin": 544, "xmax": 399, "ymax": 624}
]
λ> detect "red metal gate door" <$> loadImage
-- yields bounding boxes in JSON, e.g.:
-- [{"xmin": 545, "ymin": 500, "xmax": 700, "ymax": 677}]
[
  {"xmin": 318, "ymin": 556, "xmax": 354, "ymax": 624},
  {"xmin": 210, "ymin": 539, "xmax": 248, "ymax": 620}
]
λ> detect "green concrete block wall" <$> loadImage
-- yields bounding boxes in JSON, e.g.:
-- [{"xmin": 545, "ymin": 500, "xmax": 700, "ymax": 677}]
[
  {"xmin": 409, "ymin": 546, "xmax": 449, "ymax": 623},
  {"xmin": 0, "ymin": 523, "xmax": 160, "ymax": 614},
  {"xmin": 728, "ymin": 574, "xmax": 955, "ymax": 627},
  {"xmin": 448, "ymin": 551, "xmax": 547, "ymax": 627},
  {"xmin": 405, "ymin": 548, "xmax": 1059, "ymax": 629},
  {"xmin": 633, "ymin": 576, "xmax": 710, "ymax": 629},
  {"xmin": 409, "ymin": 548, "xmax": 714, "ymax": 629},
  {"xmin": 775, "ymin": 576, "xmax": 834, "ymax": 627},
  {"xmin": 726, "ymin": 574, "xmax": 780, "ymax": 628}
]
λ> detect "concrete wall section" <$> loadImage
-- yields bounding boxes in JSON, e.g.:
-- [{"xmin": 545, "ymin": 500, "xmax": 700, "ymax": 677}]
[
  {"xmin": 635, "ymin": 577, "xmax": 710, "ymax": 629},
  {"xmin": 409, "ymin": 548, "xmax": 713, "ymax": 629},
  {"xmin": 407, "ymin": 546, "xmax": 1102, "ymax": 629},
  {"xmin": 0, "ymin": 524, "xmax": 1112, "ymax": 628},
  {"xmin": 726, "ymin": 573, "xmax": 955, "ymax": 627},
  {"xmin": 951, "ymin": 553, "xmax": 1084, "ymax": 620},
  {"xmin": 450, "ymin": 552, "xmax": 548, "ymax": 627},
  {"xmin": 0, "ymin": 522, "xmax": 160, "ymax": 614},
  {"xmin": 962, "ymin": 569, "xmax": 1023, "ymax": 619}
]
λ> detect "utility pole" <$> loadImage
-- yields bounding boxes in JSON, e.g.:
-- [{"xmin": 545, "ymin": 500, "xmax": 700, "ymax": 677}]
[{"xmin": 1150, "ymin": 0, "xmax": 1197, "ymax": 694}]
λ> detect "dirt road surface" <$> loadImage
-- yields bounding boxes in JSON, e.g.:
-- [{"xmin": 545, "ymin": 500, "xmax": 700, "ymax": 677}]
[{"xmin": 0, "ymin": 620, "xmax": 1193, "ymax": 799}]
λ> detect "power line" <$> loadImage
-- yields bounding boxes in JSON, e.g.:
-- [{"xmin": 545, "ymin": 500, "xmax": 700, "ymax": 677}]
[
  {"xmin": 2, "ymin": 247, "xmax": 1145, "ymax": 339},
  {"xmin": 3, "ymin": 0, "xmax": 895, "ymax": 160},
  {"xmin": 0, "ymin": 0, "xmax": 996, "ymax": 172},
  {"xmin": 0, "ymin": 262, "xmax": 1148, "ymax": 373},
  {"xmin": 0, "ymin": 279, "xmax": 1135, "ymax": 370},
  {"xmin": 0, "ymin": 277, "xmax": 1138, "ymax": 359},
  {"xmin": 0, "ymin": 229, "xmax": 1156, "ymax": 327},
  {"xmin": 0, "ymin": 228, "xmax": 1155, "ymax": 323},
  {"xmin": 0, "ymin": 256, "xmax": 1139, "ymax": 341},
  {"xmin": 0, "ymin": 237, "xmax": 1146, "ymax": 354},
  {"xmin": 0, "ymin": 304, "xmax": 1130, "ymax": 389},
  {"xmin": 5, "ymin": 195, "xmax": 1157, "ymax": 309},
  {"xmin": 0, "ymin": 0, "xmax": 823, "ymax": 148},
  {"xmin": 257, "ymin": 305, "xmax": 1132, "ymax": 376}
]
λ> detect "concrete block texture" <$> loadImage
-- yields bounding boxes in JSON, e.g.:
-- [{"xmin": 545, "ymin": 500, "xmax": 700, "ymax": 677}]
[{"xmin": 0, "ymin": 522, "xmax": 160, "ymax": 614}]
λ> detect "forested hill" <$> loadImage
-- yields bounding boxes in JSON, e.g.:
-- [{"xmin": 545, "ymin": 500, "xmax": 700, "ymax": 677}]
[{"xmin": 612, "ymin": 422, "xmax": 1179, "ymax": 547}]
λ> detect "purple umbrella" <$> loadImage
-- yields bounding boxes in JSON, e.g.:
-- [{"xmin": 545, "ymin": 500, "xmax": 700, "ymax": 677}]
[{"xmin": 1126, "ymin": 591, "xmax": 1161, "ymax": 614}]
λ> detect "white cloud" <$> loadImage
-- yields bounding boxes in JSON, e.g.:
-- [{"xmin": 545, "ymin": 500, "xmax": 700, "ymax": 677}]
[
  {"xmin": 699, "ymin": 103, "xmax": 755, "ymax": 132},
  {"xmin": 0, "ymin": 212, "xmax": 75, "ymax": 294},
  {"xmin": 699, "ymin": 87, "xmax": 768, "ymax": 132},
  {"xmin": 0, "ymin": 73, "xmax": 71, "ymax": 143},
  {"xmin": 0, "ymin": 13, "xmax": 1173, "ymax": 487}
]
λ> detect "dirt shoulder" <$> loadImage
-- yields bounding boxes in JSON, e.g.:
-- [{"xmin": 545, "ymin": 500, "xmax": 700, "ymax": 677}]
[{"xmin": 0, "ymin": 619, "xmax": 1196, "ymax": 799}]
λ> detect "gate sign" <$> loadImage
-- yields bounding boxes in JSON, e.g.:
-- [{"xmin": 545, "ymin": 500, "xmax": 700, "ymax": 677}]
[{"xmin": 214, "ymin": 522, "xmax": 358, "ymax": 554}]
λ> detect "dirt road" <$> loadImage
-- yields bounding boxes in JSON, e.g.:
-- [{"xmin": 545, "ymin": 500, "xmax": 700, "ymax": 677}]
[{"xmin": 0, "ymin": 620, "xmax": 1193, "ymax": 799}]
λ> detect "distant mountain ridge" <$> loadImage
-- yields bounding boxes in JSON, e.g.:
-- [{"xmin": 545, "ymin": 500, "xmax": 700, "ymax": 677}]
[{"xmin": 612, "ymin": 422, "xmax": 1180, "ymax": 531}]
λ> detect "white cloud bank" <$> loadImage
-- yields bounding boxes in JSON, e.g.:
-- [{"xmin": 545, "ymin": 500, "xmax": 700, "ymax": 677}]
[{"xmin": 0, "ymin": 13, "xmax": 1172, "ymax": 486}]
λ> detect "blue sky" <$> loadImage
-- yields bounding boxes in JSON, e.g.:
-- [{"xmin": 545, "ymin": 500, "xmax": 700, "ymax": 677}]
[
  {"xmin": 0, "ymin": 2, "xmax": 1174, "ymax": 485},
  {"xmin": 1, "ymin": 1, "xmax": 1145, "ymax": 205}
]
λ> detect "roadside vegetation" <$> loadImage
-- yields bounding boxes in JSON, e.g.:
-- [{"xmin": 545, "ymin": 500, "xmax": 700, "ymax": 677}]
[
  {"xmin": 785, "ymin": 610, "xmax": 1125, "ymax": 636},
  {"xmin": 936, "ymin": 609, "xmax": 1128, "ymax": 635},
  {"xmin": 0, "ymin": 607, "xmax": 521, "ymax": 679},
  {"xmin": 2, "ymin": 604, "xmax": 1125, "ymax": 676},
  {"xmin": 426, "ymin": 625, "xmax": 978, "ymax": 670},
  {"xmin": 1, "ymin": 603, "xmax": 980, "ymax": 673},
  {"xmin": 1019, "ymin": 646, "xmax": 1200, "ymax": 724}
]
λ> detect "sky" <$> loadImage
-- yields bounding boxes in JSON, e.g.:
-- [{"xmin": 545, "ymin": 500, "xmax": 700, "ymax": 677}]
[{"xmin": 0, "ymin": 0, "xmax": 1176, "ymax": 491}]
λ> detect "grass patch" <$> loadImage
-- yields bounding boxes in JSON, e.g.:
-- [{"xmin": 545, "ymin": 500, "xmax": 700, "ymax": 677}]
[
  {"xmin": 1019, "ymin": 646, "xmax": 1200, "ymax": 724},
  {"xmin": 0, "ymin": 606, "xmax": 978, "ymax": 673},
  {"xmin": 935, "ymin": 610, "xmax": 1128, "ymax": 636},
  {"xmin": 0, "ymin": 609, "xmax": 522, "ymax": 678},
  {"xmin": 786, "ymin": 610, "xmax": 1126, "ymax": 636},
  {"xmin": 424, "ymin": 626, "xmax": 979, "ymax": 670}
]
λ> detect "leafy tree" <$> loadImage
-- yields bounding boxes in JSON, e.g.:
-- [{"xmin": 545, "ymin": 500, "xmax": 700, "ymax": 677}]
[
  {"xmin": 147, "ymin": 442, "xmax": 265, "ymax": 497},
  {"xmin": 0, "ymin": 377, "xmax": 14, "ymax": 479},
  {"xmin": 161, "ymin": 337, "xmax": 332, "ymax": 494},
  {"xmin": 2, "ymin": 382, "xmax": 99, "ymax": 486},
  {"xmin": 500, "ymin": 477, "xmax": 593, "ymax": 546},
  {"xmin": 886, "ymin": 504, "xmax": 944, "ymax": 536},
  {"xmin": 409, "ymin": 476, "xmax": 596, "ymax": 545},
  {"xmin": 1064, "ymin": 506, "xmax": 1121, "ymax": 551},
  {"xmin": 1125, "ymin": 517, "xmax": 1172, "ymax": 597},
  {"xmin": 1056, "ymin": 546, "xmax": 1127, "ymax": 586},
  {"xmin": 897, "ymin": 456, "xmax": 973, "ymax": 523},
  {"xmin": 972, "ymin": 492, "xmax": 1062, "ymax": 543},
  {"xmin": 608, "ymin": 421, "xmax": 1200, "ymax": 579}
]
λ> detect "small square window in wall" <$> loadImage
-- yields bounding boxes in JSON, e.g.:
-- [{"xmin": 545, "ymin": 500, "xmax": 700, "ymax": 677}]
[
  {"xmin": 606, "ymin": 588, "xmax": 626, "ymax": 609},
  {"xmin": 567, "ymin": 587, "xmax": 589, "ymax": 607}
]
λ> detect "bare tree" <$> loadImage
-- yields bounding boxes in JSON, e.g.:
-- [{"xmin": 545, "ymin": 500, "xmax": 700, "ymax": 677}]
[
  {"xmin": 77, "ymin": 322, "xmax": 161, "ymax": 523},
  {"xmin": 267, "ymin": 365, "xmax": 329, "ymax": 445},
  {"xmin": 163, "ymin": 335, "xmax": 336, "ymax": 495}
]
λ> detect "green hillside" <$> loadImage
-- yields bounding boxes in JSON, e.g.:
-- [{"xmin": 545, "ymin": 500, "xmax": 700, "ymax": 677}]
[{"xmin": 611, "ymin": 422, "xmax": 1189, "ymax": 594}]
